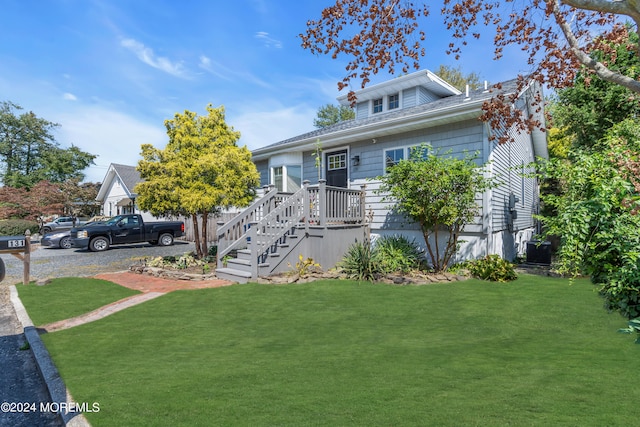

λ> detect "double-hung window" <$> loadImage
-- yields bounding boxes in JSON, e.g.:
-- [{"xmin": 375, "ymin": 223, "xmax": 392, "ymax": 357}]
[
  {"xmin": 384, "ymin": 144, "xmax": 431, "ymax": 173},
  {"xmin": 384, "ymin": 148, "xmax": 404, "ymax": 171},
  {"xmin": 388, "ymin": 93, "xmax": 399, "ymax": 110},
  {"xmin": 373, "ymin": 98, "xmax": 383, "ymax": 114}
]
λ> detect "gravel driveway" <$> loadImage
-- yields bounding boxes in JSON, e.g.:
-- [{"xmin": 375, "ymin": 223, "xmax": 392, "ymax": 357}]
[{"xmin": 1, "ymin": 239, "xmax": 197, "ymax": 285}]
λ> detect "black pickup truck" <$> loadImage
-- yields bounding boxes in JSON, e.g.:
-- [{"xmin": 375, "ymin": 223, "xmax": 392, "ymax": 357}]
[{"xmin": 70, "ymin": 214, "xmax": 185, "ymax": 252}]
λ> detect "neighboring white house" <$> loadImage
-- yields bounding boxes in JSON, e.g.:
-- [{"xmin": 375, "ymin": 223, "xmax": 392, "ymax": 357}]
[
  {"xmin": 243, "ymin": 70, "xmax": 547, "ymax": 267},
  {"xmin": 95, "ymin": 163, "xmax": 158, "ymax": 221}
]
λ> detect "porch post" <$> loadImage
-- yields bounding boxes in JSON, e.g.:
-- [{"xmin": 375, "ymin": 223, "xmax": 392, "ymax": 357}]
[
  {"xmin": 360, "ymin": 184, "xmax": 369, "ymax": 244},
  {"xmin": 319, "ymin": 179, "xmax": 327, "ymax": 226},
  {"xmin": 360, "ymin": 184, "xmax": 367, "ymax": 223},
  {"xmin": 303, "ymin": 180, "xmax": 310, "ymax": 233}
]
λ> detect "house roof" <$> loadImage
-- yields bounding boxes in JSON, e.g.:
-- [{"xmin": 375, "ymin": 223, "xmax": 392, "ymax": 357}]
[
  {"xmin": 336, "ymin": 69, "xmax": 461, "ymax": 104},
  {"xmin": 95, "ymin": 163, "xmax": 143, "ymax": 202},
  {"xmin": 253, "ymin": 77, "xmax": 543, "ymax": 161}
]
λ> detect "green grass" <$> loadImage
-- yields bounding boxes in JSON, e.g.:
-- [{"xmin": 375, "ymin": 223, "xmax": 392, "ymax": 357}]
[
  {"xmin": 32, "ymin": 276, "xmax": 639, "ymax": 426},
  {"xmin": 16, "ymin": 278, "xmax": 140, "ymax": 325}
]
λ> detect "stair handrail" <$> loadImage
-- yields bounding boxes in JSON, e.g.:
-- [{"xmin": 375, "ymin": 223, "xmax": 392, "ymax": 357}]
[
  {"xmin": 248, "ymin": 185, "xmax": 308, "ymax": 277},
  {"xmin": 216, "ymin": 186, "xmax": 280, "ymax": 265}
]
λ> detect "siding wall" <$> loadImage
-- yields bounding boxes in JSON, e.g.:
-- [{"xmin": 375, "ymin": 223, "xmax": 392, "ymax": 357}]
[
  {"xmin": 402, "ymin": 88, "xmax": 417, "ymax": 108},
  {"xmin": 418, "ymin": 86, "xmax": 440, "ymax": 104},
  {"xmin": 356, "ymin": 101, "xmax": 369, "ymax": 120},
  {"xmin": 488, "ymin": 117, "xmax": 538, "ymax": 233},
  {"xmin": 348, "ymin": 119, "xmax": 486, "ymax": 236}
]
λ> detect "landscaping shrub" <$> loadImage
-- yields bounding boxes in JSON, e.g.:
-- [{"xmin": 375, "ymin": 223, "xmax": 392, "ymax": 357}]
[
  {"xmin": 0, "ymin": 219, "xmax": 39, "ymax": 236},
  {"xmin": 537, "ymin": 121, "xmax": 640, "ymax": 320},
  {"xmin": 374, "ymin": 235, "xmax": 424, "ymax": 273},
  {"xmin": 147, "ymin": 252, "xmax": 202, "ymax": 269},
  {"xmin": 339, "ymin": 241, "xmax": 379, "ymax": 281},
  {"xmin": 467, "ymin": 255, "xmax": 518, "ymax": 282},
  {"xmin": 288, "ymin": 254, "xmax": 322, "ymax": 277}
]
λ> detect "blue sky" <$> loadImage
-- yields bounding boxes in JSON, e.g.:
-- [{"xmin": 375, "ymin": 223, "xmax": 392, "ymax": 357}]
[{"xmin": 0, "ymin": 0, "xmax": 528, "ymax": 183}]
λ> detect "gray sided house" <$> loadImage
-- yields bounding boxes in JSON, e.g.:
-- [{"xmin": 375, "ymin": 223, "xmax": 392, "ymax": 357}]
[{"xmin": 215, "ymin": 70, "xmax": 547, "ymax": 283}]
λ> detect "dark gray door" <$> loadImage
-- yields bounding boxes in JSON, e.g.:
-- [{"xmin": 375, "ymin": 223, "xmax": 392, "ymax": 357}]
[{"xmin": 325, "ymin": 149, "xmax": 348, "ymax": 188}]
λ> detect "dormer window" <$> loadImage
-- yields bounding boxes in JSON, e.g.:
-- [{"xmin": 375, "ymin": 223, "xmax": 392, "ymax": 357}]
[
  {"xmin": 373, "ymin": 98, "xmax": 383, "ymax": 114},
  {"xmin": 388, "ymin": 93, "xmax": 399, "ymax": 110}
]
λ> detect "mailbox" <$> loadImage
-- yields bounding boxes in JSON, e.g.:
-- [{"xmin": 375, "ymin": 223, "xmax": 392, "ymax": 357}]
[{"xmin": 0, "ymin": 236, "xmax": 26, "ymax": 251}]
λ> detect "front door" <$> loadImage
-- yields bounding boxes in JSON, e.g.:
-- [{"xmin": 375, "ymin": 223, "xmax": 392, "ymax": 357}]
[{"xmin": 325, "ymin": 149, "xmax": 348, "ymax": 188}]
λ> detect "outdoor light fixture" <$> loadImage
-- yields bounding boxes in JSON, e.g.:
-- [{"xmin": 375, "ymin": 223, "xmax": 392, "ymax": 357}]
[{"xmin": 351, "ymin": 155, "xmax": 360, "ymax": 166}]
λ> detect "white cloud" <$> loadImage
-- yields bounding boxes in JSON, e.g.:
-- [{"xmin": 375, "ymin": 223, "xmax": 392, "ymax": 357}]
[
  {"xmin": 63, "ymin": 93, "xmax": 77, "ymax": 101},
  {"xmin": 231, "ymin": 104, "xmax": 316, "ymax": 151},
  {"xmin": 198, "ymin": 54, "xmax": 272, "ymax": 88},
  {"xmin": 51, "ymin": 106, "xmax": 167, "ymax": 183},
  {"xmin": 121, "ymin": 37, "xmax": 187, "ymax": 78},
  {"xmin": 255, "ymin": 32, "xmax": 282, "ymax": 49},
  {"xmin": 198, "ymin": 55, "xmax": 232, "ymax": 81}
]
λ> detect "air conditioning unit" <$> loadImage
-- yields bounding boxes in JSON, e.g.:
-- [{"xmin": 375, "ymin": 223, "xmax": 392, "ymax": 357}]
[{"xmin": 526, "ymin": 240, "xmax": 551, "ymax": 265}]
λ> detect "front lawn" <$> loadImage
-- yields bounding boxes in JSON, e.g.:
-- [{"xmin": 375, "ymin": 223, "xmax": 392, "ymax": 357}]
[
  {"xmin": 17, "ymin": 278, "xmax": 140, "ymax": 325},
  {"xmin": 34, "ymin": 276, "xmax": 638, "ymax": 426}
]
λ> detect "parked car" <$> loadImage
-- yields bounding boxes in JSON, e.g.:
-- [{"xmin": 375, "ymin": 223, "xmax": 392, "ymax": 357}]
[
  {"xmin": 41, "ymin": 218, "xmax": 109, "ymax": 249},
  {"xmin": 40, "ymin": 216, "xmax": 87, "ymax": 234},
  {"xmin": 70, "ymin": 214, "xmax": 184, "ymax": 252}
]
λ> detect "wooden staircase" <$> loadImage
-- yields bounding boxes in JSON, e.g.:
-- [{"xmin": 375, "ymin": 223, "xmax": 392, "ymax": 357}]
[{"xmin": 216, "ymin": 180, "xmax": 367, "ymax": 283}]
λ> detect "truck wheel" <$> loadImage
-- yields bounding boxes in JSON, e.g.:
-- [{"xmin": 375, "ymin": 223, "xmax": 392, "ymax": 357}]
[
  {"xmin": 89, "ymin": 236, "xmax": 110, "ymax": 252},
  {"xmin": 0, "ymin": 258, "xmax": 5, "ymax": 282},
  {"xmin": 158, "ymin": 233, "xmax": 174, "ymax": 246}
]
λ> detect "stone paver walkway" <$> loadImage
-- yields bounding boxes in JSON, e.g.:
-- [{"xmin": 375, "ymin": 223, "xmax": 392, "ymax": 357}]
[{"xmin": 39, "ymin": 271, "xmax": 233, "ymax": 332}]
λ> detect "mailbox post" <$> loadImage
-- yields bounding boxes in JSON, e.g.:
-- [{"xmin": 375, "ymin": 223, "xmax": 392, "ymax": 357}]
[{"xmin": 0, "ymin": 230, "xmax": 32, "ymax": 285}]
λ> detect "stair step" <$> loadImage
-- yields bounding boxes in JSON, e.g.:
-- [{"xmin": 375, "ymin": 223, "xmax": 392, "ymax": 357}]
[
  {"xmin": 215, "ymin": 267, "xmax": 252, "ymax": 284},
  {"xmin": 236, "ymin": 249, "xmax": 252, "ymax": 261},
  {"xmin": 226, "ymin": 258, "xmax": 252, "ymax": 273}
]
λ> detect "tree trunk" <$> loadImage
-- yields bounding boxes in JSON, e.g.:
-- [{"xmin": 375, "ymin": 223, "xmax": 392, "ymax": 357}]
[
  {"xmin": 200, "ymin": 211, "xmax": 208, "ymax": 258},
  {"xmin": 192, "ymin": 213, "xmax": 202, "ymax": 258}
]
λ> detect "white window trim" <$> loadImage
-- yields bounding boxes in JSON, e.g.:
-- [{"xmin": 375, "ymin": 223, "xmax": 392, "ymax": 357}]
[
  {"xmin": 371, "ymin": 92, "xmax": 403, "ymax": 115},
  {"xmin": 383, "ymin": 143, "xmax": 431, "ymax": 173}
]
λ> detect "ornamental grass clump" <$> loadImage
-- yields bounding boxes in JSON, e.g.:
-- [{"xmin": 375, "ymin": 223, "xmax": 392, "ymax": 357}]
[
  {"xmin": 339, "ymin": 241, "xmax": 379, "ymax": 281},
  {"xmin": 339, "ymin": 235, "xmax": 425, "ymax": 280},
  {"xmin": 374, "ymin": 235, "xmax": 424, "ymax": 274}
]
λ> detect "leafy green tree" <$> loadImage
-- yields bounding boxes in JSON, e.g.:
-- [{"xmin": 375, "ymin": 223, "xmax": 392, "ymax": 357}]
[
  {"xmin": 377, "ymin": 145, "xmax": 493, "ymax": 272},
  {"xmin": 435, "ymin": 65, "xmax": 483, "ymax": 92},
  {"xmin": 550, "ymin": 30, "xmax": 640, "ymax": 150},
  {"xmin": 135, "ymin": 105, "xmax": 260, "ymax": 258},
  {"xmin": 538, "ymin": 119, "xmax": 640, "ymax": 320},
  {"xmin": 313, "ymin": 104, "xmax": 354, "ymax": 128},
  {"xmin": 0, "ymin": 101, "xmax": 96, "ymax": 188}
]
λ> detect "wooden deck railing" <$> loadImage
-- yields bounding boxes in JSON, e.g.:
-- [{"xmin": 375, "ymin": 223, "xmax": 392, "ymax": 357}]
[{"xmin": 217, "ymin": 180, "xmax": 366, "ymax": 271}]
